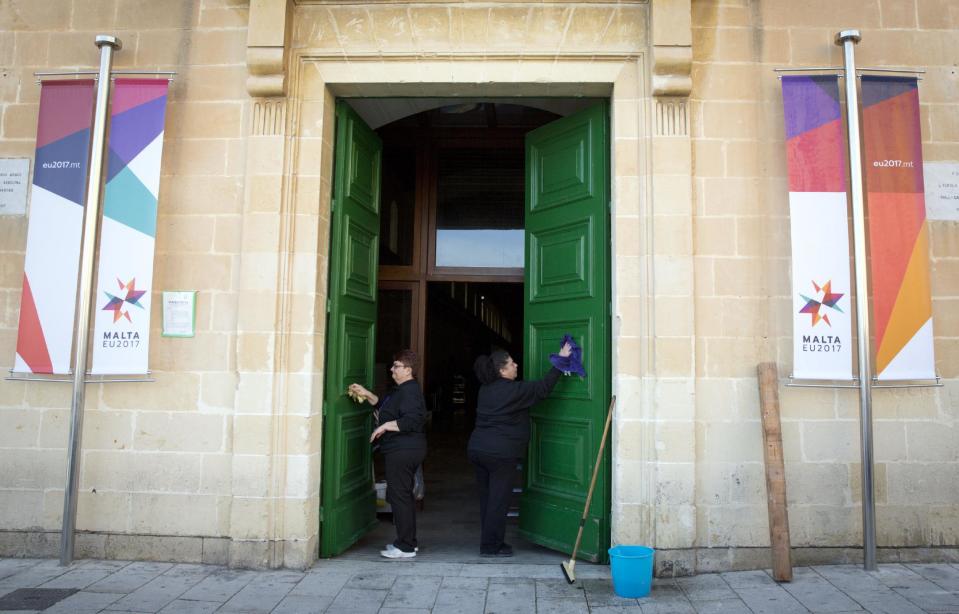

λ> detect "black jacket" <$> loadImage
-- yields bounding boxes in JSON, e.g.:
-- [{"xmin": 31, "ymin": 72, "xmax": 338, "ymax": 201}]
[
  {"xmin": 375, "ymin": 379, "xmax": 427, "ymax": 454},
  {"xmin": 467, "ymin": 367, "xmax": 562, "ymax": 459}
]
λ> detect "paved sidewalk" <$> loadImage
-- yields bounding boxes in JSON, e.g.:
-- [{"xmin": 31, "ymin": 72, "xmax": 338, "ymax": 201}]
[{"xmin": 1, "ymin": 557, "xmax": 959, "ymax": 613}]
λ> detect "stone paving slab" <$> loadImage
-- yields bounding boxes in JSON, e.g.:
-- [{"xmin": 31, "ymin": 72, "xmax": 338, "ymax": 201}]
[
  {"xmin": 439, "ymin": 576, "xmax": 488, "ymax": 590},
  {"xmin": 326, "ymin": 587, "xmax": 387, "ymax": 613},
  {"xmin": 641, "ymin": 600, "xmax": 696, "ymax": 614},
  {"xmin": 382, "ymin": 575, "xmax": 442, "ymax": 609},
  {"xmin": 535, "ymin": 596, "xmax": 590, "ymax": 613},
  {"xmin": 535, "ymin": 578, "xmax": 589, "ymax": 601},
  {"xmin": 586, "ymin": 606, "xmax": 642, "ymax": 613},
  {"xmin": 38, "ymin": 567, "xmax": 115, "ymax": 590},
  {"xmin": 157, "ymin": 600, "xmax": 222, "ymax": 614},
  {"xmin": 690, "ymin": 598, "xmax": 753, "ymax": 613},
  {"xmin": 218, "ymin": 571, "xmax": 302, "ymax": 614},
  {"xmin": 813, "ymin": 564, "xmax": 931, "ymax": 614},
  {"xmin": 177, "ymin": 569, "xmax": 256, "ymax": 603},
  {"xmin": 0, "ymin": 559, "xmax": 45, "ymax": 581},
  {"xmin": 345, "ymin": 571, "xmax": 398, "ymax": 590},
  {"xmin": 85, "ymin": 562, "xmax": 174, "ymax": 594},
  {"xmin": 581, "ymin": 577, "xmax": 640, "ymax": 608},
  {"xmin": 0, "ymin": 558, "xmax": 957, "ymax": 612},
  {"xmin": 432, "ymin": 586, "xmax": 486, "ymax": 614},
  {"xmin": 734, "ymin": 586, "xmax": 809, "ymax": 614},
  {"xmin": 676, "ymin": 574, "xmax": 739, "ymax": 601},
  {"xmin": 271, "ymin": 594, "xmax": 333, "ymax": 614},
  {"xmin": 778, "ymin": 567, "xmax": 864, "ymax": 612},
  {"xmin": 639, "ymin": 586, "xmax": 698, "ymax": 614},
  {"xmin": 103, "ymin": 567, "xmax": 209, "ymax": 613},
  {"xmin": 0, "ymin": 560, "xmax": 72, "ymax": 590},
  {"xmin": 908, "ymin": 564, "xmax": 959, "ymax": 592},
  {"xmin": 43, "ymin": 591, "xmax": 125, "ymax": 614},
  {"xmin": 288, "ymin": 571, "xmax": 352, "ymax": 598},
  {"xmin": 485, "ymin": 577, "xmax": 536, "ymax": 613}
]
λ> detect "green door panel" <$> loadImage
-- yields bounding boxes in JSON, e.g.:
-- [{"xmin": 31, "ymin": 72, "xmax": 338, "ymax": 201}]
[
  {"xmin": 320, "ymin": 101, "xmax": 382, "ymax": 557},
  {"xmin": 520, "ymin": 102, "xmax": 611, "ymax": 564}
]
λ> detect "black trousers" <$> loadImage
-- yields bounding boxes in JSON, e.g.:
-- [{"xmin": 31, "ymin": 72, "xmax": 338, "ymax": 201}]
[
  {"xmin": 468, "ymin": 449, "xmax": 519, "ymax": 553},
  {"xmin": 384, "ymin": 447, "xmax": 427, "ymax": 553}
]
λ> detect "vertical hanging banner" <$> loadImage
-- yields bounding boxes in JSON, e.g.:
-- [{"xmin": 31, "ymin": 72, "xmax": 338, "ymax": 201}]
[
  {"xmin": 14, "ymin": 81, "xmax": 95, "ymax": 374},
  {"xmin": 91, "ymin": 79, "xmax": 169, "ymax": 375},
  {"xmin": 861, "ymin": 76, "xmax": 935, "ymax": 380},
  {"xmin": 782, "ymin": 75, "xmax": 853, "ymax": 380}
]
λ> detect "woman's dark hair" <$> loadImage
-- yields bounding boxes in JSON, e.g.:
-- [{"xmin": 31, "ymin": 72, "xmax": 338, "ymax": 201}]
[
  {"xmin": 473, "ymin": 350, "xmax": 511, "ymax": 385},
  {"xmin": 394, "ymin": 349, "xmax": 420, "ymax": 377}
]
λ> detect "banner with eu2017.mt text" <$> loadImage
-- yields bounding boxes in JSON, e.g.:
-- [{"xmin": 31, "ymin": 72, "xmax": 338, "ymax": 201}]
[
  {"xmin": 14, "ymin": 80, "xmax": 95, "ymax": 375},
  {"xmin": 861, "ymin": 76, "xmax": 935, "ymax": 381}
]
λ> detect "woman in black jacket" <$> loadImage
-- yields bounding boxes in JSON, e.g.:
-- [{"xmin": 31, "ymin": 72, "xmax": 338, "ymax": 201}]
[
  {"xmin": 467, "ymin": 343, "xmax": 571, "ymax": 557},
  {"xmin": 349, "ymin": 349, "xmax": 427, "ymax": 559}
]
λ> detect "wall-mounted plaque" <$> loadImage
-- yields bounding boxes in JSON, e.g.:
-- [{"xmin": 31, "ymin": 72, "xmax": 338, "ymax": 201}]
[
  {"xmin": 924, "ymin": 161, "xmax": 959, "ymax": 221},
  {"xmin": 162, "ymin": 291, "xmax": 197, "ymax": 338},
  {"xmin": 0, "ymin": 158, "xmax": 30, "ymax": 215}
]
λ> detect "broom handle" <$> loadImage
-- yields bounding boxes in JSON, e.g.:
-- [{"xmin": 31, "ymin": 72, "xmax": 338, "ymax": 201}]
[{"xmin": 570, "ymin": 395, "xmax": 616, "ymax": 560}]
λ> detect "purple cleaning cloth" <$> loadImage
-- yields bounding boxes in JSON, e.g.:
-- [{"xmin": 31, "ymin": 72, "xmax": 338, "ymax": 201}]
[{"xmin": 549, "ymin": 334, "xmax": 586, "ymax": 377}]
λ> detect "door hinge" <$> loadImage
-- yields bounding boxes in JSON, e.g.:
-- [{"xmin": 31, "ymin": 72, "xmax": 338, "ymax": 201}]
[
  {"xmin": 327, "ymin": 298, "xmax": 332, "ymax": 314},
  {"xmin": 318, "ymin": 506, "xmax": 324, "ymax": 522},
  {"xmin": 331, "ymin": 198, "xmax": 337, "ymax": 212}
]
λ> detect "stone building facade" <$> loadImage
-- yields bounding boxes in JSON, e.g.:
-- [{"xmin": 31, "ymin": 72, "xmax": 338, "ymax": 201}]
[{"xmin": 0, "ymin": 0, "xmax": 956, "ymax": 573}]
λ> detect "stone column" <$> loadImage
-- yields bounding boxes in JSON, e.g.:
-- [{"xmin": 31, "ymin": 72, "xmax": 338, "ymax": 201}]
[
  {"xmin": 229, "ymin": 0, "xmax": 319, "ymax": 568},
  {"xmin": 648, "ymin": 0, "xmax": 696, "ymax": 576}
]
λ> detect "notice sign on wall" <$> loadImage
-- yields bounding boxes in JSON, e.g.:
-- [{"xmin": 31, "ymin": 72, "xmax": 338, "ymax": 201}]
[
  {"xmin": 0, "ymin": 158, "xmax": 30, "ymax": 215},
  {"xmin": 923, "ymin": 161, "xmax": 959, "ymax": 221},
  {"xmin": 162, "ymin": 291, "xmax": 196, "ymax": 338}
]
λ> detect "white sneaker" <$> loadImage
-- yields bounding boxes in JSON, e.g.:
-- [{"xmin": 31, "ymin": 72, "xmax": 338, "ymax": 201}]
[
  {"xmin": 385, "ymin": 544, "xmax": 418, "ymax": 553},
  {"xmin": 380, "ymin": 546, "xmax": 416, "ymax": 559}
]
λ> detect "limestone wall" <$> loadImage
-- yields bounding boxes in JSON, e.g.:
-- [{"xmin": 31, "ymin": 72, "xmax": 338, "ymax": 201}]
[
  {"xmin": 0, "ymin": 0, "xmax": 251, "ymax": 563},
  {"xmin": 0, "ymin": 0, "xmax": 956, "ymax": 572},
  {"xmin": 0, "ymin": 0, "xmax": 655, "ymax": 567},
  {"xmin": 687, "ymin": 0, "xmax": 959, "ymax": 571}
]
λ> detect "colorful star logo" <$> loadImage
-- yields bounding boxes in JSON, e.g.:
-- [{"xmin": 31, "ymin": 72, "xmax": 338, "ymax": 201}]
[
  {"xmin": 102, "ymin": 278, "xmax": 146, "ymax": 323},
  {"xmin": 799, "ymin": 280, "xmax": 844, "ymax": 327}
]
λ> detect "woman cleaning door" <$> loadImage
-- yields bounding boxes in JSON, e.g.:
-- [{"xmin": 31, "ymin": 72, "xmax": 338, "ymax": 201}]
[
  {"xmin": 349, "ymin": 349, "xmax": 427, "ymax": 559},
  {"xmin": 467, "ymin": 342, "xmax": 572, "ymax": 557}
]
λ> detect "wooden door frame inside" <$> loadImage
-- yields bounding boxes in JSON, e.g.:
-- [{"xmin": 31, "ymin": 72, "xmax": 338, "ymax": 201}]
[{"xmin": 376, "ymin": 120, "xmax": 547, "ymax": 382}]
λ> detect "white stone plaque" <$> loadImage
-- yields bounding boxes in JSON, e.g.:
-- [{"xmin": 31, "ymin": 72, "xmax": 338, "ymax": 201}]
[
  {"xmin": 162, "ymin": 291, "xmax": 197, "ymax": 338},
  {"xmin": 0, "ymin": 158, "xmax": 30, "ymax": 215},
  {"xmin": 923, "ymin": 161, "xmax": 959, "ymax": 221}
]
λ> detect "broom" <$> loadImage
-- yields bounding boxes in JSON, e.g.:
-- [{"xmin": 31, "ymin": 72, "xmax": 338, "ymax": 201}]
[{"xmin": 561, "ymin": 395, "xmax": 616, "ymax": 584}]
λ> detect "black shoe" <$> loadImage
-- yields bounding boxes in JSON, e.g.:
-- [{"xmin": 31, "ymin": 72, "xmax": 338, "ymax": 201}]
[{"xmin": 481, "ymin": 543, "xmax": 513, "ymax": 557}]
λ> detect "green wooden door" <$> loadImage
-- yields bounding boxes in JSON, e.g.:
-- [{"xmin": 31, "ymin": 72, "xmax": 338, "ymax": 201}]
[
  {"xmin": 519, "ymin": 102, "xmax": 611, "ymax": 563},
  {"xmin": 320, "ymin": 102, "xmax": 382, "ymax": 557}
]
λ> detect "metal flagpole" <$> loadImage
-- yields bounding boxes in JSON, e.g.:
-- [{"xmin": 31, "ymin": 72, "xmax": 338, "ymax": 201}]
[
  {"xmin": 835, "ymin": 29, "xmax": 877, "ymax": 572},
  {"xmin": 60, "ymin": 34, "xmax": 122, "ymax": 567}
]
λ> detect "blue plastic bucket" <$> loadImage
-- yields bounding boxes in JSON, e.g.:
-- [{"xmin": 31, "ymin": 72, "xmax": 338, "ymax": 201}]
[{"xmin": 608, "ymin": 545, "xmax": 655, "ymax": 598}]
